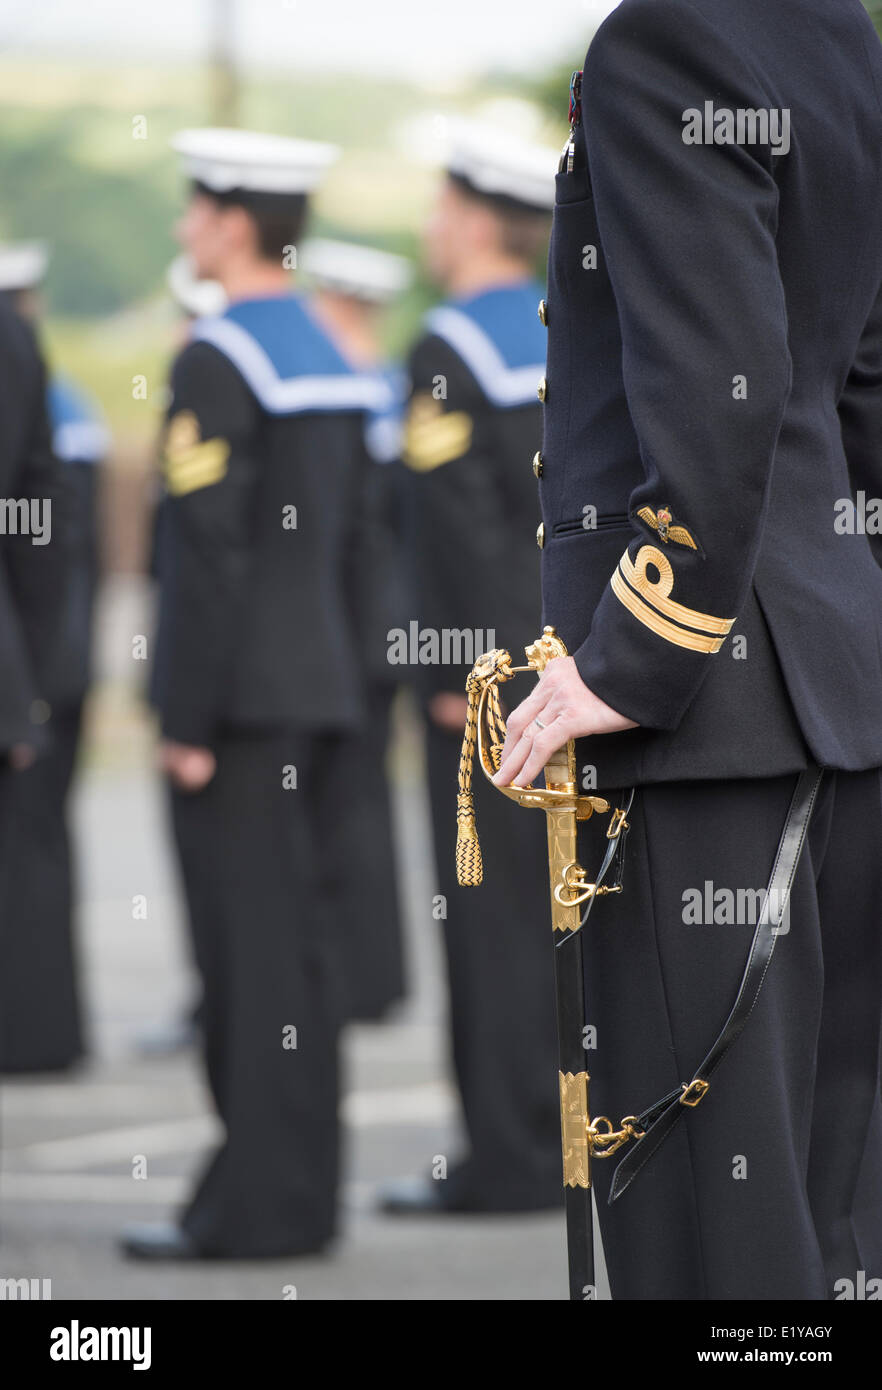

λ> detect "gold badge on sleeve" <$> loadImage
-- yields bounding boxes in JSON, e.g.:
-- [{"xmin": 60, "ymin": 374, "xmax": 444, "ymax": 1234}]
[
  {"xmin": 163, "ymin": 410, "xmax": 230, "ymax": 496},
  {"xmin": 402, "ymin": 392, "xmax": 473, "ymax": 473},
  {"xmin": 636, "ymin": 504, "xmax": 698, "ymax": 550}
]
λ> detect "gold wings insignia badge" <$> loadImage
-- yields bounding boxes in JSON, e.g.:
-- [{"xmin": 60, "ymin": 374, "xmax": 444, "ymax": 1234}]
[{"xmin": 636, "ymin": 505, "xmax": 698, "ymax": 550}]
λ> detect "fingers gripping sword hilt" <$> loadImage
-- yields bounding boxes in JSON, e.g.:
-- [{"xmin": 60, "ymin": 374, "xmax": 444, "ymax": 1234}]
[{"xmin": 455, "ymin": 627, "xmax": 611, "ymax": 892}]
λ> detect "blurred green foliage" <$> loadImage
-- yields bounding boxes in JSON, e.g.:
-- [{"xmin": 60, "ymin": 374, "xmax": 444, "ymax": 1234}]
[{"xmin": 0, "ymin": 66, "xmax": 432, "ymax": 318}]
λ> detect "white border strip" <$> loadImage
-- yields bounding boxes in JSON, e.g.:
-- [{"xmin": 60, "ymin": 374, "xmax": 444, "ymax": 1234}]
[
  {"xmin": 53, "ymin": 420, "xmax": 109, "ymax": 463},
  {"xmin": 193, "ymin": 316, "xmax": 393, "ymax": 415},
  {"xmin": 424, "ymin": 305, "xmax": 545, "ymax": 408}
]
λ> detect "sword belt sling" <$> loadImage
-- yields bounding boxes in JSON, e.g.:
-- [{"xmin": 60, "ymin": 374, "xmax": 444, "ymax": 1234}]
[{"xmin": 457, "ymin": 626, "xmax": 825, "ymax": 1299}]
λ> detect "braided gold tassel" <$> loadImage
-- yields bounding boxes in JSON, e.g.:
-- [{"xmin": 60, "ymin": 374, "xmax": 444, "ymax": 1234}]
[
  {"xmin": 456, "ymin": 671, "xmax": 484, "ymax": 885},
  {"xmin": 456, "ymin": 790, "xmax": 482, "ymax": 886}
]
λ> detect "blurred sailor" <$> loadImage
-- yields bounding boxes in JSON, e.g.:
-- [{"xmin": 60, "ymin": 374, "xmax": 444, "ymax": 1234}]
[
  {"xmin": 133, "ymin": 255, "xmax": 230, "ymax": 1062},
  {"xmin": 0, "ymin": 241, "xmax": 103, "ymax": 1074},
  {"xmin": 381, "ymin": 122, "xmax": 563, "ymax": 1213},
  {"xmin": 124, "ymin": 129, "xmax": 389, "ymax": 1260},
  {"xmin": 303, "ymin": 236, "xmax": 412, "ymax": 1022}
]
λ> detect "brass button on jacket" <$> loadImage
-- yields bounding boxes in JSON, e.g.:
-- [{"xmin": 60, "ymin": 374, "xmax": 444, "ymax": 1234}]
[
  {"xmin": 533, "ymin": 451, "xmax": 544, "ymax": 478},
  {"xmin": 536, "ymin": 521, "xmax": 545, "ymax": 549},
  {"xmin": 538, "ymin": 298, "xmax": 548, "ymax": 326},
  {"xmin": 537, "ymin": 376, "xmax": 547, "ymax": 402}
]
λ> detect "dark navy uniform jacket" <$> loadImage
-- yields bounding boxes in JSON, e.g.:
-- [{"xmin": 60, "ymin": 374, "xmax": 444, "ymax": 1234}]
[
  {"xmin": 357, "ymin": 362, "xmax": 410, "ymax": 688},
  {"xmin": 45, "ymin": 375, "xmax": 107, "ymax": 709},
  {"xmin": 403, "ymin": 279, "xmax": 546, "ymax": 700},
  {"xmin": 0, "ymin": 303, "xmax": 69, "ymax": 755},
  {"xmin": 151, "ymin": 291, "xmax": 390, "ymax": 745},
  {"xmin": 539, "ymin": 0, "xmax": 882, "ymax": 787}
]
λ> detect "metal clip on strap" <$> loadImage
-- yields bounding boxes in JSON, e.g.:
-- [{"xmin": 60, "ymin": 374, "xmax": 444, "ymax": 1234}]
[
  {"xmin": 608, "ymin": 764, "xmax": 825, "ymax": 1203},
  {"xmin": 575, "ymin": 788, "xmax": 635, "ymax": 930}
]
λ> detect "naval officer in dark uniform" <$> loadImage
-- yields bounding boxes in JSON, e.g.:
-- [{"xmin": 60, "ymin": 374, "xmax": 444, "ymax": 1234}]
[
  {"xmin": 302, "ymin": 236, "xmax": 413, "ymax": 1023},
  {"xmin": 123, "ymin": 129, "xmax": 390, "ymax": 1260},
  {"xmin": 382, "ymin": 123, "xmax": 564, "ymax": 1214},
  {"xmin": 0, "ymin": 242, "xmax": 107, "ymax": 1074},
  {"xmin": 496, "ymin": 0, "xmax": 882, "ymax": 1299}
]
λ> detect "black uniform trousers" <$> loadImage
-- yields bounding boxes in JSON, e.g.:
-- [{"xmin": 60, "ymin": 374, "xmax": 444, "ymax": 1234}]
[
  {"xmin": 426, "ymin": 721, "xmax": 562, "ymax": 1209},
  {"xmin": 169, "ymin": 726, "xmax": 343, "ymax": 1256},
  {"xmin": 331, "ymin": 682, "xmax": 406, "ymax": 1022},
  {"xmin": 0, "ymin": 706, "xmax": 85, "ymax": 1073},
  {"xmin": 580, "ymin": 765, "xmax": 882, "ymax": 1300}
]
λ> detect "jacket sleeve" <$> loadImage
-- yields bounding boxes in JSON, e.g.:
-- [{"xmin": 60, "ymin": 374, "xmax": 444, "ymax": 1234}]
[
  {"xmin": 152, "ymin": 340, "xmax": 259, "ymax": 745},
  {"xmin": 570, "ymin": 0, "xmax": 793, "ymax": 731},
  {"xmin": 400, "ymin": 333, "xmax": 507, "ymax": 698},
  {"xmin": 838, "ymin": 275, "xmax": 882, "ymax": 569},
  {"xmin": 2, "ymin": 317, "xmax": 72, "ymax": 708}
]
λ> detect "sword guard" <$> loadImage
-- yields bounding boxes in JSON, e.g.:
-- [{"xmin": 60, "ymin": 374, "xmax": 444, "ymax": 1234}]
[{"xmin": 455, "ymin": 628, "xmax": 609, "ymax": 888}]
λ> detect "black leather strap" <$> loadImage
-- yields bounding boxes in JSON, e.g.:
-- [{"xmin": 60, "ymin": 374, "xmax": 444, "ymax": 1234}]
[
  {"xmin": 577, "ymin": 787, "xmax": 636, "ymax": 930},
  {"xmin": 608, "ymin": 764, "xmax": 825, "ymax": 1204}
]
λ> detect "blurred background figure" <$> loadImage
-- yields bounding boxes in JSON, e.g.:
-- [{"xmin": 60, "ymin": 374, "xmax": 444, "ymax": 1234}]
[
  {"xmin": 166, "ymin": 253, "xmax": 227, "ymax": 325},
  {"xmin": 125, "ymin": 127, "xmax": 391, "ymax": 1261},
  {"xmin": 302, "ymin": 236, "xmax": 413, "ymax": 1023},
  {"xmin": 380, "ymin": 122, "xmax": 563, "ymax": 1215},
  {"xmin": 0, "ymin": 241, "xmax": 105, "ymax": 1075},
  {"xmin": 132, "ymin": 252, "xmax": 228, "ymax": 1062}
]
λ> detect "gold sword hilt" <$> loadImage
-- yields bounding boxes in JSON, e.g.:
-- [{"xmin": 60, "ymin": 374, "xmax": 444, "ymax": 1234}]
[
  {"xmin": 455, "ymin": 625, "xmax": 610, "ymax": 931},
  {"xmin": 456, "ymin": 626, "xmax": 645, "ymax": 1186}
]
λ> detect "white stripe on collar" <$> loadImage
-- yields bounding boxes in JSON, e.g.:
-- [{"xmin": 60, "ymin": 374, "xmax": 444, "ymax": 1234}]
[
  {"xmin": 53, "ymin": 420, "xmax": 109, "ymax": 463},
  {"xmin": 192, "ymin": 316, "xmax": 392, "ymax": 415},
  {"xmin": 424, "ymin": 306, "xmax": 545, "ymax": 408}
]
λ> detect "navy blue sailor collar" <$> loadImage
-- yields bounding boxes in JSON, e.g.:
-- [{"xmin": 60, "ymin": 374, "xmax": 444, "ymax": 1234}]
[
  {"xmin": 190, "ymin": 288, "xmax": 393, "ymax": 416},
  {"xmin": 423, "ymin": 277, "xmax": 547, "ymax": 409}
]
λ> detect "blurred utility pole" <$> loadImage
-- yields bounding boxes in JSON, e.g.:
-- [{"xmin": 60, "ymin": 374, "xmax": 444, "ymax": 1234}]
[{"xmin": 209, "ymin": 0, "xmax": 239, "ymax": 127}]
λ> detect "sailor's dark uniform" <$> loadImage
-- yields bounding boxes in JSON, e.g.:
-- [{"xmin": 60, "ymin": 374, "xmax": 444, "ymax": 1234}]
[
  {"xmin": 539, "ymin": 0, "xmax": 882, "ymax": 1297},
  {"xmin": 333, "ymin": 360, "xmax": 409, "ymax": 1022},
  {"xmin": 151, "ymin": 291, "xmax": 388, "ymax": 1254},
  {"xmin": 0, "ymin": 376, "xmax": 105, "ymax": 1072},
  {"xmin": 402, "ymin": 280, "xmax": 562, "ymax": 1209},
  {"xmin": 0, "ymin": 306, "xmax": 71, "ymax": 1071}
]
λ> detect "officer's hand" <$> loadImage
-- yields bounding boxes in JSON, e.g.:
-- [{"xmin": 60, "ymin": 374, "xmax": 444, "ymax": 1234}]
[
  {"xmin": 158, "ymin": 740, "xmax": 217, "ymax": 792},
  {"xmin": 9, "ymin": 743, "xmax": 36, "ymax": 771},
  {"xmin": 427, "ymin": 692, "xmax": 470, "ymax": 733},
  {"xmin": 492, "ymin": 656, "xmax": 638, "ymax": 788}
]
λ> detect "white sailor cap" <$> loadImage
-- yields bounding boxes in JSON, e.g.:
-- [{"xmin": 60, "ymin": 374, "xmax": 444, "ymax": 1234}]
[
  {"xmin": 0, "ymin": 241, "xmax": 49, "ymax": 292},
  {"xmin": 166, "ymin": 255, "xmax": 228, "ymax": 318},
  {"xmin": 171, "ymin": 127, "xmax": 340, "ymax": 196},
  {"xmin": 300, "ymin": 238, "xmax": 413, "ymax": 303},
  {"xmin": 442, "ymin": 117, "xmax": 557, "ymax": 213}
]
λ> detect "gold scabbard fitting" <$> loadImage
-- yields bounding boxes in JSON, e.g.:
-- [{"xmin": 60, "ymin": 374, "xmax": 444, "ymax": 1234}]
[
  {"xmin": 606, "ymin": 806, "xmax": 630, "ymax": 839},
  {"xmin": 560, "ymin": 1071, "xmax": 591, "ymax": 1188},
  {"xmin": 680, "ymin": 1078, "xmax": 709, "ymax": 1107}
]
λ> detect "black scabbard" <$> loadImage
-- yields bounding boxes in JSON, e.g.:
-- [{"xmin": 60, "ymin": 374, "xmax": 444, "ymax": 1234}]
[{"xmin": 554, "ymin": 925, "xmax": 595, "ymax": 1300}]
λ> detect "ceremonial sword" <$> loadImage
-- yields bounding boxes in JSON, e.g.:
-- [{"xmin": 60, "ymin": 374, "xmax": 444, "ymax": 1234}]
[{"xmin": 455, "ymin": 626, "xmax": 637, "ymax": 1300}]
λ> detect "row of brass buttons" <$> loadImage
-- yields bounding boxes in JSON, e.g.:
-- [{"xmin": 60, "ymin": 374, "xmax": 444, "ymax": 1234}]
[{"xmin": 537, "ymin": 297, "xmax": 548, "ymax": 545}]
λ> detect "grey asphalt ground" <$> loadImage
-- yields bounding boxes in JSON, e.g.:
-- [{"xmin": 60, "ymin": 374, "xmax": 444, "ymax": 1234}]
[{"xmin": 1, "ymin": 581, "xmax": 580, "ymax": 1301}]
